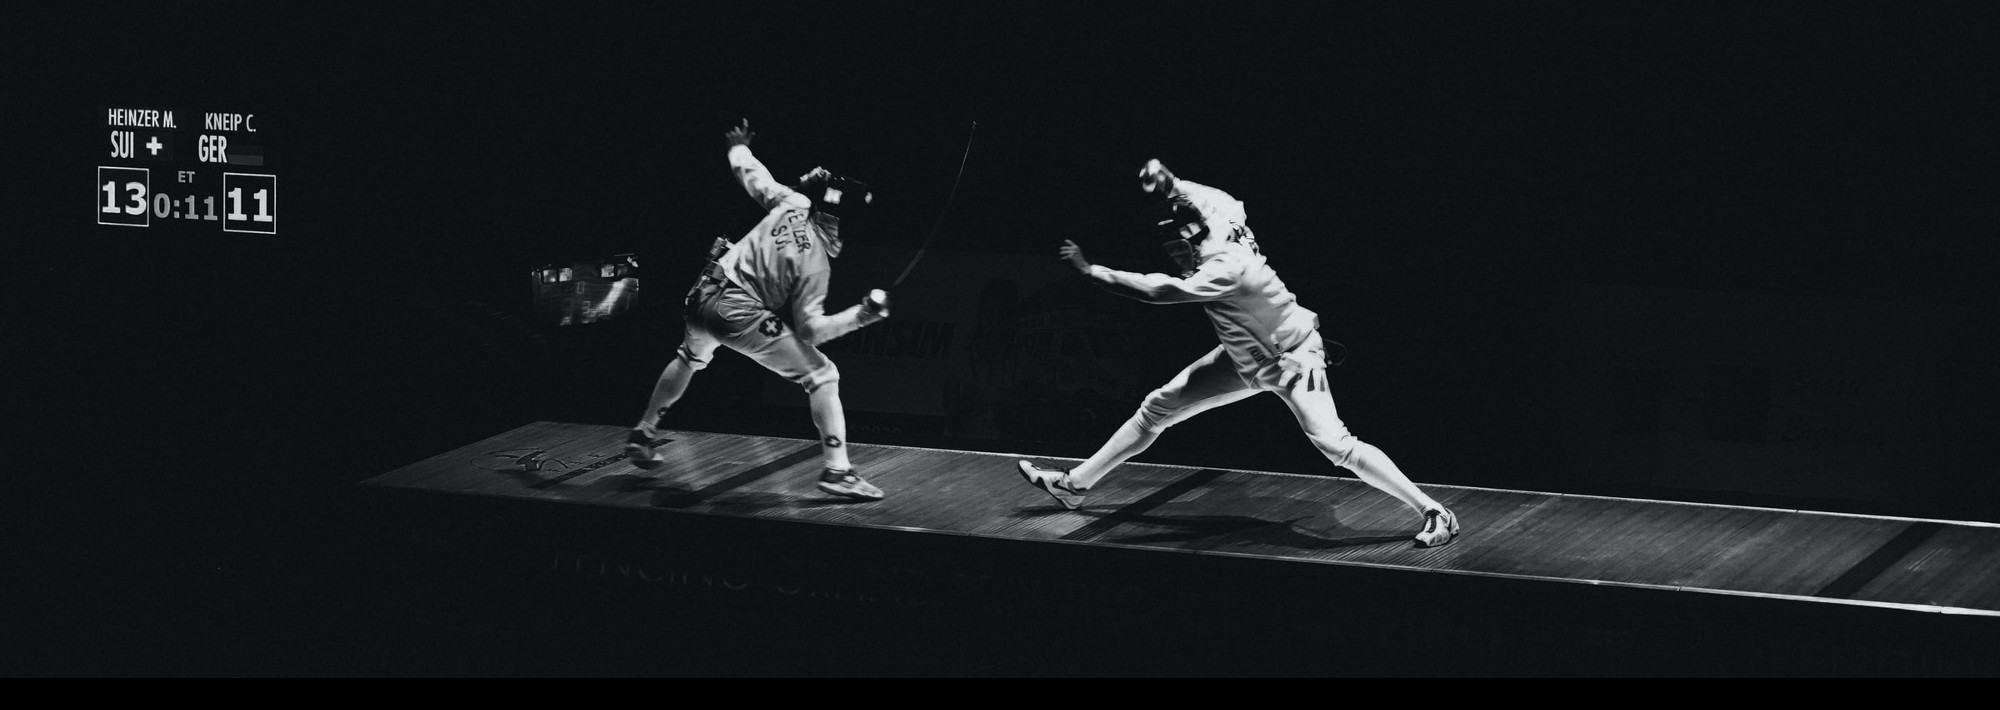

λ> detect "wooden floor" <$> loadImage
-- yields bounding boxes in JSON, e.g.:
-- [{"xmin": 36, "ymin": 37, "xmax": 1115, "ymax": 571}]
[
  {"xmin": 363, "ymin": 420, "xmax": 2000, "ymax": 616},
  {"xmin": 358, "ymin": 420, "xmax": 2000, "ymax": 676}
]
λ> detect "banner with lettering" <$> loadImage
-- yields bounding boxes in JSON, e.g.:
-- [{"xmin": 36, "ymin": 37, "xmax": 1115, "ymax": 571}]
[{"xmin": 1559, "ymin": 284, "xmax": 1953, "ymax": 507}]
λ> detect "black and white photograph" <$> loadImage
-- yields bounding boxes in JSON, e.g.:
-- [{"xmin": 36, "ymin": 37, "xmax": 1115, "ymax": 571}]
[{"xmin": 9, "ymin": 1, "xmax": 1999, "ymax": 676}]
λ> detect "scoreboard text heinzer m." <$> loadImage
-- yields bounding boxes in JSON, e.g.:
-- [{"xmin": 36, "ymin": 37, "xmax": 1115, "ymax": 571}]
[{"xmin": 98, "ymin": 107, "xmax": 276, "ymax": 234}]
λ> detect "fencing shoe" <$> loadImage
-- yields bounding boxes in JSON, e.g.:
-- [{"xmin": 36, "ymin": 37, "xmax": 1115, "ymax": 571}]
[
  {"xmin": 1017, "ymin": 460, "xmax": 1087, "ymax": 510},
  {"xmin": 1416, "ymin": 506, "xmax": 1460, "ymax": 548},
  {"xmin": 624, "ymin": 425, "xmax": 668, "ymax": 471},
  {"xmin": 817, "ymin": 468, "xmax": 885, "ymax": 501}
]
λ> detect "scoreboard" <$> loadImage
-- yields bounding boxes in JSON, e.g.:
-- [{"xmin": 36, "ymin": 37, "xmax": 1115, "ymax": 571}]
[{"xmin": 97, "ymin": 106, "xmax": 276, "ymax": 234}]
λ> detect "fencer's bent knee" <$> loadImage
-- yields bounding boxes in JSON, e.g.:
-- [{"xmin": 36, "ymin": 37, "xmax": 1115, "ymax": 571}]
[
  {"xmin": 1318, "ymin": 436, "xmax": 1371, "ymax": 470},
  {"xmin": 675, "ymin": 343, "xmax": 712, "ymax": 371},
  {"xmin": 796, "ymin": 361, "xmax": 839, "ymax": 394},
  {"xmin": 1135, "ymin": 389, "xmax": 1181, "ymax": 433}
]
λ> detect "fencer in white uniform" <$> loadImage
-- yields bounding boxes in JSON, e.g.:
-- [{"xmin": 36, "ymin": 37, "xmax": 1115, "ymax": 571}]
[
  {"xmin": 1018, "ymin": 160, "xmax": 1460, "ymax": 547},
  {"xmin": 627, "ymin": 119, "xmax": 892, "ymax": 501}
]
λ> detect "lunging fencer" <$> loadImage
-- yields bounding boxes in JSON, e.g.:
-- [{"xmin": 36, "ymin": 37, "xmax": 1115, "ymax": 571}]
[
  {"xmin": 627, "ymin": 118, "xmax": 893, "ymax": 500},
  {"xmin": 1016, "ymin": 159, "xmax": 1460, "ymax": 547}
]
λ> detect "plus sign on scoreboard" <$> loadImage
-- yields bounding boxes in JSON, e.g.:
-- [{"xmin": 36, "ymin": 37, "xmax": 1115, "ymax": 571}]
[{"xmin": 97, "ymin": 106, "xmax": 276, "ymax": 234}]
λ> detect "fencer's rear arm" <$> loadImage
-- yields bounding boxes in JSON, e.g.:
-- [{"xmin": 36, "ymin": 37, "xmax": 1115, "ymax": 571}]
[{"xmin": 729, "ymin": 144, "xmax": 808, "ymax": 212}]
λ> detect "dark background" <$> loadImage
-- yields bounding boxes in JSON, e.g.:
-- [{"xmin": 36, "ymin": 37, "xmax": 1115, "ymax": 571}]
[{"xmin": 9, "ymin": 2, "xmax": 1998, "ymax": 675}]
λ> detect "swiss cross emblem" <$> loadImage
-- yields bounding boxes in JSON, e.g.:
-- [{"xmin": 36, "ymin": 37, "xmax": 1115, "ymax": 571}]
[{"xmin": 759, "ymin": 316, "xmax": 785, "ymax": 337}]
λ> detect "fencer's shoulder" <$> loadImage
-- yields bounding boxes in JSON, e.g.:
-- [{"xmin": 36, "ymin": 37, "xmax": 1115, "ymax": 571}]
[
  {"xmin": 1200, "ymin": 235, "xmax": 1257, "ymax": 258},
  {"xmin": 1190, "ymin": 242, "xmax": 1252, "ymax": 274},
  {"xmin": 756, "ymin": 189, "xmax": 810, "ymax": 217},
  {"xmin": 776, "ymin": 191, "xmax": 812, "ymax": 210},
  {"xmin": 1208, "ymin": 240, "xmax": 1272, "ymax": 272}
]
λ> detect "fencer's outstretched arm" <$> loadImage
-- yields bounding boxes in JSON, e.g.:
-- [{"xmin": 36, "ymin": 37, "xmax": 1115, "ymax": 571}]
[
  {"xmin": 786, "ymin": 278, "xmax": 890, "ymax": 346},
  {"xmin": 725, "ymin": 119, "xmax": 808, "ymax": 212},
  {"xmin": 1059, "ymin": 239, "xmax": 1239, "ymax": 305}
]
